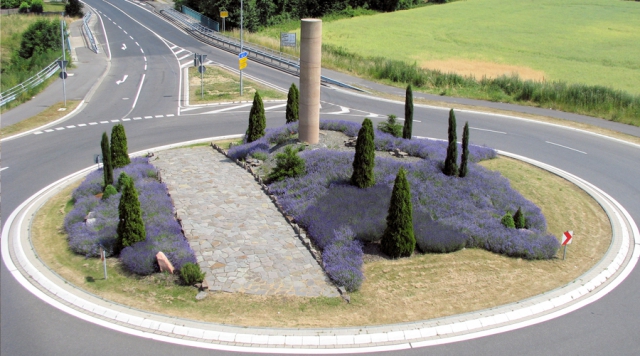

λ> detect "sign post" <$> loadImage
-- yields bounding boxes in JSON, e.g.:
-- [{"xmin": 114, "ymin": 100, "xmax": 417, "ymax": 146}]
[
  {"xmin": 194, "ymin": 53, "xmax": 207, "ymax": 99},
  {"xmin": 100, "ymin": 246, "xmax": 108, "ymax": 280},
  {"xmin": 561, "ymin": 230, "xmax": 573, "ymax": 260},
  {"xmin": 220, "ymin": 11, "xmax": 228, "ymax": 32},
  {"xmin": 60, "ymin": 18, "xmax": 67, "ymax": 107},
  {"xmin": 240, "ymin": 0, "xmax": 244, "ymax": 95},
  {"xmin": 238, "ymin": 51, "xmax": 248, "ymax": 70},
  {"xmin": 280, "ymin": 32, "xmax": 296, "ymax": 54}
]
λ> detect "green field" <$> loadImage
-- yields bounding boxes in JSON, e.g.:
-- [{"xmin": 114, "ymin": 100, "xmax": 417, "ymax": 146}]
[{"xmin": 321, "ymin": 0, "xmax": 640, "ymax": 94}]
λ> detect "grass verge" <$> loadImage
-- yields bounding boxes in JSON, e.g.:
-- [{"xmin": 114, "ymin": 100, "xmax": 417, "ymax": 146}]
[
  {"xmin": 1, "ymin": 100, "xmax": 80, "ymax": 137},
  {"xmin": 31, "ymin": 154, "xmax": 610, "ymax": 327},
  {"xmin": 188, "ymin": 65, "xmax": 286, "ymax": 104}
]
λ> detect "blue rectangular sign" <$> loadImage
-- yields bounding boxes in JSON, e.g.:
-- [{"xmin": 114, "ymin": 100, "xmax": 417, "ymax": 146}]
[{"xmin": 238, "ymin": 51, "xmax": 248, "ymax": 59}]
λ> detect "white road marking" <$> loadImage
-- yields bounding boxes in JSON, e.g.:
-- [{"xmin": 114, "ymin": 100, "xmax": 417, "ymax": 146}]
[
  {"xmin": 144, "ymin": 64, "xmax": 147, "ymax": 71},
  {"xmin": 100, "ymin": 121, "xmax": 109, "ymax": 124},
  {"xmin": 264, "ymin": 104, "xmax": 286, "ymax": 111},
  {"xmin": 180, "ymin": 62, "xmax": 192, "ymax": 68},
  {"xmin": 131, "ymin": 74, "xmax": 146, "ymax": 110},
  {"xmin": 123, "ymin": 30, "xmax": 127, "ymax": 34},
  {"xmin": 395, "ymin": 117, "xmax": 421, "ymax": 123},
  {"xmin": 0, "ymin": 167, "xmax": 8, "ymax": 172},
  {"xmin": 470, "ymin": 127, "xmax": 507, "ymax": 134},
  {"xmin": 78, "ymin": 124, "xmax": 86, "ymax": 126},
  {"xmin": 118, "ymin": 26, "xmax": 121, "ymax": 29},
  {"xmin": 116, "ymin": 75, "xmax": 128, "ymax": 85},
  {"xmin": 143, "ymin": 56, "xmax": 146, "ymax": 61},
  {"xmin": 201, "ymin": 103, "xmax": 253, "ymax": 114},
  {"xmin": 44, "ymin": 129, "xmax": 54, "ymax": 132},
  {"xmin": 174, "ymin": 49, "xmax": 186, "ymax": 55},
  {"xmin": 121, "ymin": 43, "xmax": 127, "ymax": 50},
  {"xmin": 546, "ymin": 141, "xmax": 587, "ymax": 154},
  {"xmin": 133, "ymin": 117, "xmax": 142, "ymax": 120},
  {"xmin": 177, "ymin": 54, "xmax": 190, "ymax": 61},
  {"xmin": 154, "ymin": 115, "xmax": 164, "ymax": 118},
  {"xmin": 129, "ymin": 35, "xmax": 134, "ymax": 40},
  {"xmin": 122, "ymin": 118, "xmax": 131, "ymax": 121},
  {"xmin": 144, "ymin": 116, "xmax": 153, "ymax": 119},
  {"xmin": 140, "ymin": 48, "xmax": 144, "ymax": 53},
  {"xmin": 34, "ymin": 131, "xmax": 43, "ymax": 135},
  {"xmin": 135, "ymin": 42, "xmax": 139, "ymax": 46},
  {"xmin": 66, "ymin": 125, "xmax": 76, "ymax": 128},
  {"xmin": 325, "ymin": 106, "xmax": 350, "ymax": 114},
  {"xmin": 170, "ymin": 45, "xmax": 178, "ymax": 49},
  {"xmin": 368, "ymin": 113, "xmax": 379, "ymax": 117},
  {"xmin": 55, "ymin": 127, "xmax": 64, "ymax": 131},
  {"xmin": 88, "ymin": 122, "xmax": 98, "ymax": 125},
  {"xmin": 166, "ymin": 114, "xmax": 175, "ymax": 117},
  {"xmin": 111, "ymin": 120, "xmax": 120, "ymax": 122}
]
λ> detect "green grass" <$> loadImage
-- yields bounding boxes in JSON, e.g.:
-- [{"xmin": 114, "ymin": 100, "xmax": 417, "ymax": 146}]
[
  {"xmin": 322, "ymin": 0, "xmax": 640, "ymax": 95},
  {"xmin": 188, "ymin": 65, "xmax": 287, "ymax": 103},
  {"xmin": 43, "ymin": 2, "xmax": 66, "ymax": 12}
]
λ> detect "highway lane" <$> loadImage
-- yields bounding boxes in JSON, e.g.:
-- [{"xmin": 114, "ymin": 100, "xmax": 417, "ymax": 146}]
[{"xmin": 2, "ymin": 1, "xmax": 640, "ymax": 355}]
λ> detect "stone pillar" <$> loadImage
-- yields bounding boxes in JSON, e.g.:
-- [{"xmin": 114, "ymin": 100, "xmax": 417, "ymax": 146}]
[{"xmin": 298, "ymin": 19, "xmax": 322, "ymax": 144}]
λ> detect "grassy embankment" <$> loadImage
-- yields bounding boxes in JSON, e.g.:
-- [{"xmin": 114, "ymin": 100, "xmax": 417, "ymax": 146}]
[
  {"xmin": 32, "ymin": 152, "xmax": 610, "ymax": 328},
  {"xmin": 239, "ymin": 0, "xmax": 640, "ymax": 126}
]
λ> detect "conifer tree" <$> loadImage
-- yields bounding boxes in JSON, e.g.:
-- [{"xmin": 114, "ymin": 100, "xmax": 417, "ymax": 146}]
[
  {"xmin": 285, "ymin": 83, "xmax": 299, "ymax": 123},
  {"xmin": 246, "ymin": 91, "xmax": 266, "ymax": 142},
  {"xmin": 100, "ymin": 132, "xmax": 113, "ymax": 188},
  {"xmin": 381, "ymin": 167, "xmax": 415, "ymax": 258},
  {"xmin": 443, "ymin": 109, "xmax": 458, "ymax": 176},
  {"xmin": 514, "ymin": 207, "xmax": 526, "ymax": 229},
  {"xmin": 116, "ymin": 177, "xmax": 145, "ymax": 254},
  {"xmin": 110, "ymin": 124, "xmax": 130, "ymax": 168},
  {"xmin": 459, "ymin": 121, "xmax": 470, "ymax": 178},
  {"xmin": 402, "ymin": 84, "xmax": 413, "ymax": 139},
  {"xmin": 351, "ymin": 118, "xmax": 376, "ymax": 188}
]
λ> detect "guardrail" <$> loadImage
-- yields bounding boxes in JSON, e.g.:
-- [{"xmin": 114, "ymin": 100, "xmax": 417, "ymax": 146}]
[
  {"xmin": 159, "ymin": 7, "xmax": 364, "ymax": 92},
  {"xmin": 83, "ymin": 11, "xmax": 99, "ymax": 53},
  {"xmin": 0, "ymin": 58, "xmax": 61, "ymax": 107}
]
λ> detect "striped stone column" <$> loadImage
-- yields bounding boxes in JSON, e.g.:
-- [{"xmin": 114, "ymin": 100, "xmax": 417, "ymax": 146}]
[{"xmin": 298, "ymin": 19, "xmax": 322, "ymax": 144}]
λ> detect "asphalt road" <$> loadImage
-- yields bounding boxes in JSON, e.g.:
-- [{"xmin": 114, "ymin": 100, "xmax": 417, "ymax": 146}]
[{"xmin": 1, "ymin": 1, "xmax": 639, "ymax": 355}]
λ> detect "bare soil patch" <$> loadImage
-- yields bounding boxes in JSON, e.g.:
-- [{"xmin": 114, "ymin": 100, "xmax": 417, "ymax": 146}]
[{"xmin": 420, "ymin": 59, "xmax": 547, "ymax": 81}]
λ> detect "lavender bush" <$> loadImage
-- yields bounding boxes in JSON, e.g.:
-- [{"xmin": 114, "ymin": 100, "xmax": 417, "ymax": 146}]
[
  {"xmin": 322, "ymin": 227, "xmax": 364, "ymax": 292},
  {"xmin": 65, "ymin": 157, "xmax": 196, "ymax": 275}
]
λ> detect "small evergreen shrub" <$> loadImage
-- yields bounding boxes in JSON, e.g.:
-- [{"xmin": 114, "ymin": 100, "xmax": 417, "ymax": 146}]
[
  {"xmin": 246, "ymin": 91, "xmax": 266, "ymax": 142},
  {"xmin": 110, "ymin": 124, "xmax": 131, "ymax": 168},
  {"xmin": 116, "ymin": 178, "xmax": 145, "ymax": 253},
  {"xmin": 180, "ymin": 262, "xmax": 205, "ymax": 285},
  {"xmin": 285, "ymin": 83, "xmax": 299, "ymax": 123},
  {"xmin": 403, "ymin": 85, "xmax": 413, "ymax": 139},
  {"xmin": 101, "ymin": 132, "xmax": 113, "ymax": 188},
  {"xmin": 459, "ymin": 121, "xmax": 470, "ymax": 178},
  {"xmin": 380, "ymin": 167, "xmax": 416, "ymax": 258},
  {"xmin": 116, "ymin": 172, "xmax": 131, "ymax": 192},
  {"xmin": 268, "ymin": 145, "xmax": 305, "ymax": 182},
  {"xmin": 351, "ymin": 118, "xmax": 376, "ymax": 188},
  {"xmin": 514, "ymin": 207, "xmax": 526, "ymax": 229},
  {"xmin": 102, "ymin": 185, "xmax": 117, "ymax": 200},
  {"xmin": 443, "ymin": 109, "xmax": 458, "ymax": 176},
  {"xmin": 377, "ymin": 114, "xmax": 403, "ymax": 138},
  {"xmin": 501, "ymin": 212, "xmax": 516, "ymax": 229}
]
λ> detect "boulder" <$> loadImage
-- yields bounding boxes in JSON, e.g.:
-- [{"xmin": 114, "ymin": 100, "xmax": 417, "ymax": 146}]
[{"xmin": 156, "ymin": 251, "xmax": 175, "ymax": 274}]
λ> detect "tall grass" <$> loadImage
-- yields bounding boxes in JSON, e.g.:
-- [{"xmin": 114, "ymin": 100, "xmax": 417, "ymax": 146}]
[{"xmin": 322, "ymin": 45, "xmax": 640, "ymax": 126}]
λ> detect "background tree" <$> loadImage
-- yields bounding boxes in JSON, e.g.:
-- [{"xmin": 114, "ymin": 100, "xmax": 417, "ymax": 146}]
[
  {"xmin": 351, "ymin": 118, "xmax": 376, "ymax": 188},
  {"xmin": 285, "ymin": 83, "xmax": 299, "ymax": 123},
  {"xmin": 402, "ymin": 84, "xmax": 413, "ymax": 139},
  {"xmin": 65, "ymin": 0, "xmax": 84, "ymax": 17},
  {"xmin": 246, "ymin": 91, "xmax": 266, "ymax": 142},
  {"xmin": 100, "ymin": 132, "xmax": 114, "ymax": 188},
  {"xmin": 116, "ymin": 177, "xmax": 145, "ymax": 254},
  {"xmin": 30, "ymin": 0, "xmax": 43, "ymax": 13},
  {"xmin": 443, "ymin": 109, "xmax": 458, "ymax": 176},
  {"xmin": 110, "ymin": 124, "xmax": 131, "ymax": 168},
  {"xmin": 459, "ymin": 121, "xmax": 469, "ymax": 178},
  {"xmin": 381, "ymin": 167, "xmax": 415, "ymax": 258}
]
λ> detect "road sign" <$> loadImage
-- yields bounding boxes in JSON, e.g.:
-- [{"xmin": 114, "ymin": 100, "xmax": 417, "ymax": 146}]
[
  {"xmin": 220, "ymin": 11, "xmax": 228, "ymax": 18},
  {"xmin": 198, "ymin": 65, "xmax": 206, "ymax": 74},
  {"xmin": 280, "ymin": 33, "xmax": 296, "ymax": 47},
  {"xmin": 562, "ymin": 231, "xmax": 573, "ymax": 246},
  {"xmin": 56, "ymin": 60, "xmax": 68, "ymax": 69},
  {"xmin": 59, "ymin": 71, "xmax": 68, "ymax": 79},
  {"xmin": 239, "ymin": 57, "xmax": 247, "ymax": 70},
  {"xmin": 238, "ymin": 51, "xmax": 248, "ymax": 59}
]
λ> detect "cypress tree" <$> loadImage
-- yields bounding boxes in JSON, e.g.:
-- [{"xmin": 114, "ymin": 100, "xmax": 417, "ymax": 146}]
[
  {"xmin": 110, "ymin": 124, "xmax": 130, "ymax": 168},
  {"xmin": 443, "ymin": 109, "xmax": 458, "ymax": 176},
  {"xmin": 246, "ymin": 91, "xmax": 266, "ymax": 142},
  {"xmin": 100, "ymin": 132, "xmax": 113, "ymax": 188},
  {"xmin": 402, "ymin": 84, "xmax": 413, "ymax": 139},
  {"xmin": 381, "ymin": 167, "xmax": 415, "ymax": 258},
  {"xmin": 351, "ymin": 118, "xmax": 376, "ymax": 188},
  {"xmin": 285, "ymin": 83, "xmax": 299, "ymax": 123},
  {"xmin": 116, "ymin": 177, "xmax": 145, "ymax": 254},
  {"xmin": 514, "ymin": 207, "xmax": 526, "ymax": 229},
  {"xmin": 459, "ymin": 121, "xmax": 470, "ymax": 178}
]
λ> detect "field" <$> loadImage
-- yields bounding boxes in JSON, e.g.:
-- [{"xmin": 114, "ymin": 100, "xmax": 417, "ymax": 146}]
[{"xmin": 321, "ymin": 0, "xmax": 640, "ymax": 94}]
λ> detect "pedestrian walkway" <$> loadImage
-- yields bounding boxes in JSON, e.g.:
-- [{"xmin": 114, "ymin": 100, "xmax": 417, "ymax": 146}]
[{"xmin": 152, "ymin": 146, "xmax": 339, "ymax": 297}]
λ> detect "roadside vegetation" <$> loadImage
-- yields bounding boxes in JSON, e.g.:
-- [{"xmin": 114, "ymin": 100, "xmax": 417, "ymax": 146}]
[{"xmin": 0, "ymin": 100, "xmax": 80, "ymax": 137}]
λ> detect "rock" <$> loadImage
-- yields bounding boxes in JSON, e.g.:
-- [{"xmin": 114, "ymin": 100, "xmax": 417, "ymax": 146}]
[
  {"xmin": 196, "ymin": 291, "xmax": 208, "ymax": 300},
  {"xmin": 391, "ymin": 148, "xmax": 408, "ymax": 158},
  {"xmin": 85, "ymin": 218, "xmax": 97, "ymax": 228},
  {"xmin": 344, "ymin": 137, "xmax": 358, "ymax": 148},
  {"xmin": 146, "ymin": 152, "xmax": 154, "ymax": 158},
  {"xmin": 341, "ymin": 294, "xmax": 351, "ymax": 304},
  {"xmin": 156, "ymin": 251, "xmax": 175, "ymax": 274},
  {"xmin": 84, "ymin": 211, "xmax": 96, "ymax": 221},
  {"xmin": 338, "ymin": 286, "xmax": 347, "ymax": 295}
]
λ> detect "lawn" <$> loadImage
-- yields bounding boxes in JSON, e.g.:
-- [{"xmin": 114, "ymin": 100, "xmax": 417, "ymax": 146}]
[{"xmin": 320, "ymin": 0, "xmax": 640, "ymax": 94}]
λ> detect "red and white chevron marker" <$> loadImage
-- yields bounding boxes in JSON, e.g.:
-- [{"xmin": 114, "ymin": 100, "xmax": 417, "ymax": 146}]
[{"xmin": 562, "ymin": 231, "xmax": 573, "ymax": 246}]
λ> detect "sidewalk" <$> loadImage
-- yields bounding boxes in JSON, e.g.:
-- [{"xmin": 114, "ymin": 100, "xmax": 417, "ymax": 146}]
[{"xmin": 1, "ymin": 17, "xmax": 108, "ymax": 128}]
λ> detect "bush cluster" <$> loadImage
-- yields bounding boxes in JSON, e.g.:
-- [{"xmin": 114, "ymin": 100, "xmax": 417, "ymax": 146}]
[
  {"xmin": 268, "ymin": 145, "xmax": 306, "ymax": 182},
  {"xmin": 180, "ymin": 262, "xmax": 206, "ymax": 285},
  {"xmin": 377, "ymin": 115, "xmax": 403, "ymax": 138}
]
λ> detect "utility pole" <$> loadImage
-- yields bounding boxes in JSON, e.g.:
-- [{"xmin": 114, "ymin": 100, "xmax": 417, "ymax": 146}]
[
  {"xmin": 60, "ymin": 14, "xmax": 67, "ymax": 107},
  {"xmin": 240, "ymin": 0, "xmax": 243, "ymax": 96}
]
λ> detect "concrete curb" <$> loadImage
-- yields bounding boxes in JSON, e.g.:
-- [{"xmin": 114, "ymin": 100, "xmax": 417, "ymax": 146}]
[{"xmin": 2, "ymin": 137, "xmax": 638, "ymax": 353}]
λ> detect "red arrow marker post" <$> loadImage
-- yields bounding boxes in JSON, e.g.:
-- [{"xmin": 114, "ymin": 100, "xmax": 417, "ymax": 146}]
[{"xmin": 562, "ymin": 231, "xmax": 573, "ymax": 260}]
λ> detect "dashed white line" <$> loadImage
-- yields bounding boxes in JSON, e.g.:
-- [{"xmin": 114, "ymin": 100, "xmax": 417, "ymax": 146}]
[
  {"xmin": 144, "ymin": 116, "xmax": 153, "ymax": 119},
  {"xmin": 143, "ymin": 56, "xmax": 147, "ymax": 61},
  {"xmin": 264, "ymin": 104, "xmax": 286, "ymax": 111},
  {"xmin": 78, "ymin": 124, "xmax": 86, "ymax": 127},
  {"xmin": 88, "ymin": 122, "xmax": 98, "ymax": 125},
  {"xmin": 201, "ymin": 103, "xmax": 253, "ymax": 114},
  {"xmin": 34, "ymin": 131, "xmax": 44, "ymax": 135},
  {"xmin": 66, "ymin": 125, "xmax": 76, "ymax": 128},
  {"xmin": 144, "ymin": 64, "xmax": 147, "ymax": 71},
  {"xmin": 140, "ymin": 48, "xmax": 144, "ymax": 53},
  {"xmin": 111, "ymin": 120, "xmax": 120, "ymax": 122},
  {"xmin": 133, "ymin": 117, "xmax": 142, "ymax": 120},
  {"xmin": 124, "ymin": 30, "xmax": 128, "ymax": 34},
  {"xmin": 166, "ymin": 114, "xmax": 175, "ymax": 117},
  {"xmin": 154, "ymin": 115, "xmax": 164, "ymax": 118},
  {"xmin": 100, "ymin": 121, "xmax": 109, "ymax": 124},
  {"xmin": 44, "ymin": 129, "xmax": 54, "ymax": 132},
  {"xmin": 470, "ymin": 127, "xmax": 507, "ymax": 134},
  {"xmin": 122, "ymin": 118, "xmax": 131, "ymax": 121},
  {"xmin": 135, "ymin": 42, "xmax": 139, "ymax": 46},
  {"xmin": 55, "ymin": 127, "xmax": 64, "ymax": 131},
  {"xmin": 546, "ymin": 141, "xmax": 587, "ymax": 154}
]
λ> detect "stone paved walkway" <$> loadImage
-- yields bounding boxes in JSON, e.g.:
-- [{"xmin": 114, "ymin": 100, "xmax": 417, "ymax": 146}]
[{"xmin": 152, "ymin": 146, "xmax": 338, "ymax": 297}]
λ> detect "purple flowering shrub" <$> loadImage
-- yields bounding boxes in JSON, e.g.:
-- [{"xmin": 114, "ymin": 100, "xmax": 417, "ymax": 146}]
[
  {"xmin": 65, "ymin": 157, "xmax": 196, "ymax": 275},
  {"xmin": 228, "ymin": 123, "xmax": 299, "ymax": 160},
  {"xmin": 322, "ymin": 227, "xmax": 364, "ymax": 292}
]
